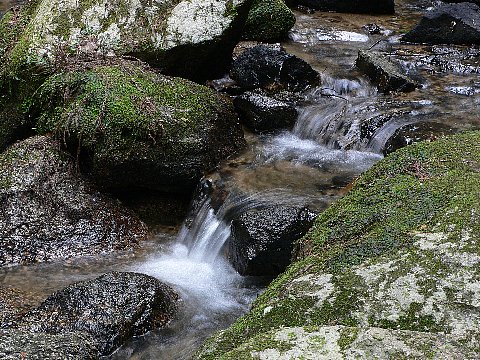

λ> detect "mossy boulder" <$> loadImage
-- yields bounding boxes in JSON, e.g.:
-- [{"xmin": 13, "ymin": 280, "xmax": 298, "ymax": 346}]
[
  {"xmin": 30, "ymin": 63, "xmax": 245, "ymax": 192},
  {"xmin": 195, "ymin": 131, "xmax": 480, "ymax": 358},
  {"xmin": 242, "ymin": 0, "xmax": 295, "ymax": 42},
  {"xmin": 0, "ymin": 135, "xmax": 147, "ymax": 267}
]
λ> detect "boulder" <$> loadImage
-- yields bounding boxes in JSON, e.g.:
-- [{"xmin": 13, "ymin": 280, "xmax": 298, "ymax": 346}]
[
  {"xmin": 242, "ymin": 0, "xmax": 296, "ymax": 42},
  {"xmin": 0, "ymin": 0, "xmax": 252, "ymax": 82},
  {"xmin": 356, "ymin": 50, "xmax": 419, "ymax": 93},
  {"xmin": 384, "ymin": 121, "xmax": 456, "ymax": 155},
  {"xmin": 402, "ymin": 2, "xmax": 480, "ymax": 45},
  {"xmin": 293, "ymin": 0, "xmax": 394, "ymax": 14},
  {"xmin": 196, "ymin": 131, "xmax": 480, "ymax": 358},
  {"xmin": 0, "ymin": 329, "xmax": 99, "ymax": 360},
  {"xmin": 16, "ymin": 272, "xmax": 179, "ymax": 356},
  {"xmin": 230, "ymin": 45, "xmax": 320, "ymax": 92},
  {"xmin": 233, "ymin": 91, "xmax": 298, "ymax": 133},
  {"xmin": 228, "ymin": 206, "xmax": 316, "ymax": 276},
  {"xmin": 30, "ymin": 63, "xmax": 245, "ymax": 192},
  {"xmin": 0, "ymin": 136, "xmax": 147, "ymax": 267}
]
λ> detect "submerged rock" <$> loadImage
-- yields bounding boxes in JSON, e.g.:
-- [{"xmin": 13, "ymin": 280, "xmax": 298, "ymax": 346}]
[
  {"xmin": 30, "ymin": 63, "xmax": 245, "ymax": 193},
  {"xmin": 243, "ymin": 0, "xmax": 296, "ymax": 42},
  {"xmin": 356, "ymin": 50, "xmax": 419, "ymax": 93},
  {"xmin": 0, "ymin": 287, "xmax": 39, "ymax": 328},
  {"xmin": 233, "ymin": 91, "xmax": 298, "ymax": 133},
  {"xmin": 0, "ymin": 329, "xmax": 99, "ymax": 360},
  {"xmin": 402, "ymin": 2, "xmax": 480, "ymax": 45},
  {"xmin": 228, "ymin": 206, "xmax": 316, "ymax": 276},
  {"xmin": 384, "ymin": 121, "xmax": 456, "ymax": 155},
  {"xmin": 196, "ymin": 131, "xmax": 480, "ymax": 358},
  {"xmin": 16, "ymin": 272, "xmax": 179, "ymax": 356},
  {"xmin": 293, "ymin": 0, "xmax": 394, "ymax": 14},
  {"xmin": 230, "ymin": 45, "xmax": 320, "ymax": 92},
  {"xmin": 0, "ymin": 136, "xmax": 147, "ymax": 267}
]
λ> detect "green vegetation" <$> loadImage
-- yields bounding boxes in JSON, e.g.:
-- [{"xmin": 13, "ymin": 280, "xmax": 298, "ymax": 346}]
[{"xmin": 242, "ymin": 0, "xmax": 295, "ymax": 42}]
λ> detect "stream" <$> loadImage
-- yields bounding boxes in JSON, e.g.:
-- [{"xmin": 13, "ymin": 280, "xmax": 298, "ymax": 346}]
[{"xmin": 1, "ymin": 0, "xmax": 480, "ymax": 358}]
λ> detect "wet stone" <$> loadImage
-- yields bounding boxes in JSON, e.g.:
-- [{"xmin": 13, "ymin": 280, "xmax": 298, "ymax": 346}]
[
  {"xmin": 384, "ymin": 122, "xmax": 456, "ymax": 155},
  {"xmin": 230, "ymin": 45, "xmax": 320, "ymax": 92},
  {"xmin": 402, "ymin": 2, "xmax": 480, "ymax": 45},
  {"xmin": 15, "ymin": 272, "xmax": 179, "ymax": 356},
  {"xmin": 356, "ymin": 50, "xmax": 419, "ymax": 93},
  {"xmin": 233, "ymin": 92, "xmax": 298, "ymax": 133},
  {"xmin": 0, "ymin": 136, "xmax": 147, "ymax": 267},
  {"xmin": 228, "ymin": 206, "xmax": 317, "ymax": 276},
  {"xmin": 0, "ymin": 329, "xmax": 98, "ymax": 360}
]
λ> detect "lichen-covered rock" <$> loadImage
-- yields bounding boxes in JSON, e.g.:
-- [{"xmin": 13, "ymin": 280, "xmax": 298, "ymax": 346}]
[
  {"xmin": 16, "ymin": 272, "xmax": 179, "ymax": 356},
  {"xmin": 0, "ymin": 136, "xmax": 147, "ymax": 267},
  {"xmin": 195, "ymin": 131, "xmax": 480, "ymax": 358},
  {"xmin": 233, "ymin": 91, "xmax": 298, "ymax": 133},
  {"xmin": 356, "ymin": 50, "xmax": 419, "ymax": 93},
  {"xmin": 228, "ymin": 206, "xmax": 316, "ymax": 276},
  {"xmin": 221, "ymin": 325, "xmax": 477, "ymax": 359},
  {"xmin": 230, "ymin": 45, "xmax": 320, "ymax": 92},
  {"xmin": 242, "ymin": 0, "xmax": 295, "ymax": 42},
  {"xmin": 293, "ymin": 0, "xmax": 394, "ymax": 14},
  {"xmin": 402, "ymin": 2, "xmax": 480, "ymax": 45},
  {"xmin": 30, "ymin": 63, "xmax": 245, "ymax": 192},
  {"xmin": 0, "ymin": 0, "xmax": 252, "ymax": 82},
  {"xmin": 0, "ymin": 329, "xmax": 99, "ymax": 360}
]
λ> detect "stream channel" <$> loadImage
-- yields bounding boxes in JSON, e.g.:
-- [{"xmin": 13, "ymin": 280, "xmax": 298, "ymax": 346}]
[{"xmin": 1, "ymin": 0, "xmax": 480, "ymax": 358}]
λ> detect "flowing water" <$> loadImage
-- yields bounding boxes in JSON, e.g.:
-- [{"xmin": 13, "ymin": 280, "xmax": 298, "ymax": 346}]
[{"xmin": 2, "ymin": 0, "xmax": 480, "ymax": 358}]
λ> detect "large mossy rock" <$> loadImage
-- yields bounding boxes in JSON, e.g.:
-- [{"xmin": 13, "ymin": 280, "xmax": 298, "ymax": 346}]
[
  {"xmin": 0, "ymin": 0, "xmax": 252, "ymax": 83},
  {"xmin": 16, "ymin": 272, "xmax": 179, "ymax": 356},
  {"xmin": 242, "ymin": 0, "xmax": 295, "ymax": 42},
  {"xmin": 293, "ymin": 0, "xmax": 394, "ymax": 14},
  {"xmin": 0, "ymin": 136, "xmax": 147, "ymax": 267},
  {"xmin": 195, "ymin": 131, "xmax": 480, "ymax": 358},
  {"xmin": 402, "ymin": 2, "xmax": 480, "ymax": 45},
  {"xmin": 30, "ymin": 63, "xmax": 245, "ymax": 192}
]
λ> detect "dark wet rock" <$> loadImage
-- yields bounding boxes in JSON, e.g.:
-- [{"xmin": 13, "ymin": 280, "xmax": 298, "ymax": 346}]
[
  {"xmin": 402, "ymin": 2, "xmax": 480, "ymax": 45},
  {"xmin": 228, "ymin": 206, "xmax": 316, "ymax": 276},
  {"xmin": 384, "ymin": 122, "xmax": 456, "ymax": 155},
  {"xmin": 233, "ymin": 92, "xmax": 298, "ymax": 133},
  {"xmin": 30, "ymin": 63, "xmax": 245, "ymax": 193},
  {"xmin": 0, "ymin": 329, "xmax": 98, "ymax": 360},
  {"xmin": 230, "ymin": 45, "xmax": 320, "ymax": 92},
  {"xmin": 293, "ymin": 0, "xmax": 394, "ymax": 14},
  {"xmin": 243, "ymin": 0, "xmax": 296, "ymax": 42},
  {"xmin": 0, "ymin": 136, "xmax": 147, "ymax": 267},
  {"xmin": 443, "ymin": 0, "xmax": 480, "ymax": 5},
  {"xmin": 0, "ymin": 287, "xmax": 39, "ymax": 328},
  {"xmin": 16, "ymin": 272, "xmax": 179, "ymax": 356},
  {"xmin": 356, "ymin": 50, "xmax": 419, "ymax": 93}
]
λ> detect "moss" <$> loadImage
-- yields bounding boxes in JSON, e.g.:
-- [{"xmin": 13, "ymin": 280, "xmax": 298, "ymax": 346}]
[
  {"xmin": 195, "ymin": 131, "xmax": 480, "ymax": 358},
  {"xmin": 242, "ymin": 0, "xmax": 295, "ymax": 42},
  {"xmin": 337, "ymin": 327, "xmax": 359, "ymax": 351}
]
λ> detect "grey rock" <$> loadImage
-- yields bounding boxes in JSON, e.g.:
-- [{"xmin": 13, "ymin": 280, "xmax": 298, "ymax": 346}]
[
  {"xmin": 16, "ymin": 272, "xmax": 179, "ymax": 356},
  {"xmin": 0, "ymin": 329, "xmax": 98, "ymax": 360},
  {"xmin": 356, "ymin": 50, "xmax": 419, "ymax": 93},
  {"xmin": 0, "ymin": 136, "xmax": 147, "ymax": 267},
  {"xmin": 229, "ymin": 206, "xmax": 316, "ymax": 276},
  {"xmin": 402, "ymin": 2, "xmax": 480, "ymax": 45},
  {"xmin": 234, "ymin": 92, "xmax": 298, "ymax": 133}
]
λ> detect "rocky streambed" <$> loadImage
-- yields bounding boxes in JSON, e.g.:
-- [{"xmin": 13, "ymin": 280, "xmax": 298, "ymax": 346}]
[{"xmin": 1, "ymin": 0, "xmax": 480, "ymax": 358}]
